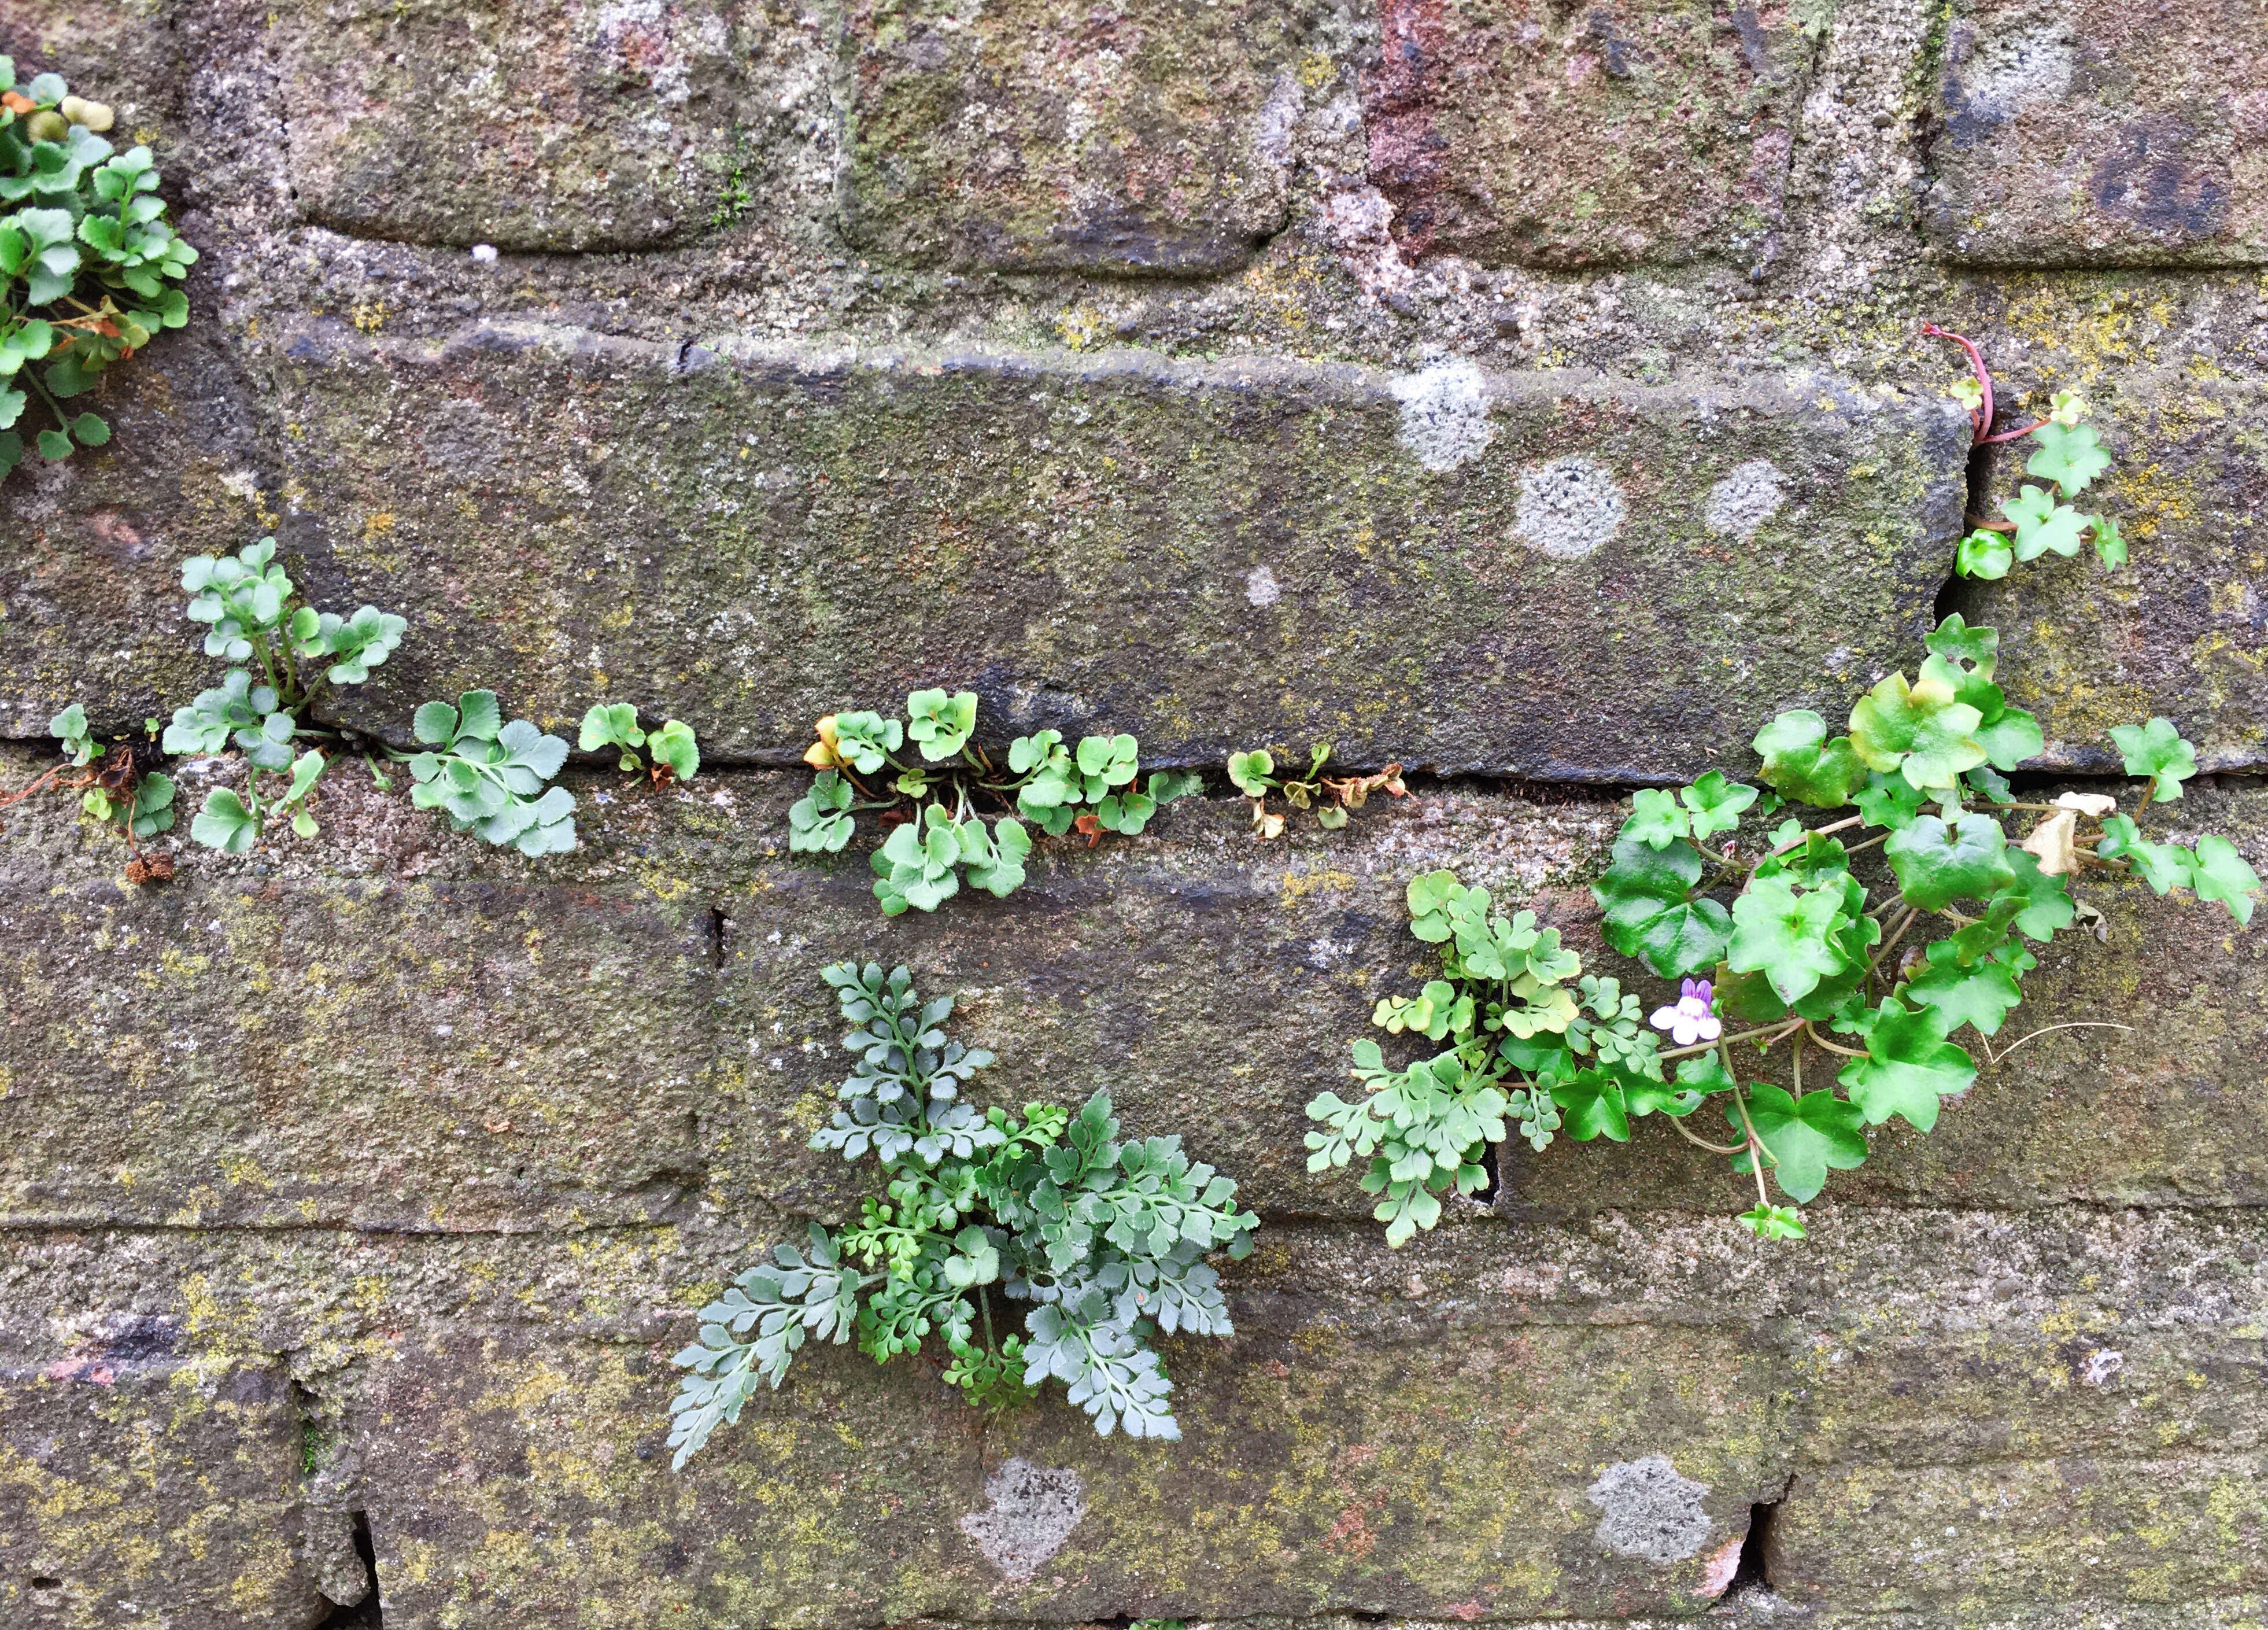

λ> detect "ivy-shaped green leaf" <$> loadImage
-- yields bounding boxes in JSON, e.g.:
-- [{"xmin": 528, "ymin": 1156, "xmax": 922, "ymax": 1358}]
[
  {"xmin": 1731, "ymin": 1085, "xmax": 1867, "ymax": 1203},
  {"xmin": 1884, "ymin": 813, "xmax": 2015, "ymax": 912},
  {"xmin": 2002, "ymin": 485, "xmax": 2088, "ymax": 562},
  {"xmin": 1680, "ymin": 771, "xmax": 1757, "ymax": 842},
  {"xmin": 1727, "ymin": 876, "xmax": 1852, "ymax": 1005},
  {"xmin": 1849, "ymin": 672, "xmax": 1986, "ymax": 792},
  {"xmin": 1753, "ymin": 710, "xmax": 1864, "ymax": 808},
  {"xmin": 2026, "ymin": 422, "xmax": 2112, "ymax": 497},
  {"xmin": 2107, "ymin": 717, "xmax": 2196, "ymax": 802},
  {"xmin": 1838, "ymin": 999, "xmax": 1977, "ymax": 1131}
]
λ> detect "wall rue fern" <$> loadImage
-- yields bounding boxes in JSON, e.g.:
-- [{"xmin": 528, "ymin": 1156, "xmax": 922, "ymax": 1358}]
[{"xmin": 667, "ymin": 961, "xmax": 1258, "ymax": 1467}]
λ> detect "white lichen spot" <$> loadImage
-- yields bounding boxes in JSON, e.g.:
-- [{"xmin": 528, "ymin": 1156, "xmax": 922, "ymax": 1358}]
[
  {"xmin": 1587, "ymin": 1455, "xmax": 1712, "ymax": 1563},
  {"xmin": 1245, "ymin": 564, "xmax": 1282, "ymax": 607},
  {"xmin": 959, "ymin": 1459, "xmax": 1086, "ymax": 1583},
  {"xmin": 1251, "ymin": 69, "xmax": 1303, "ymax": 171},
  {"xmin": 1514, "ymin": 455, "xmax": 1626, "ymax": 559},
  {"xmin": 1704, "ymin": 459, "xmax": 1787, "ymax": 539},
  {"xmin": 1391, "ymin": 359, "xmax": 1494, "ymax": 472}
]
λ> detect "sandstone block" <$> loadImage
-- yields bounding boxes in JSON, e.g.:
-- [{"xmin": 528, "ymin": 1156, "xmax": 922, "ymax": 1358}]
[
  {"xmin": 272, "ymin": 0, "xmax": 775, "ymax": 252},
  {"xmin": 0, "ymin": 753, "xmax": 714, "ymax": 1231},
  {"xmin": 0, "ymin": 1332, "xmax": 319, "ymax": 1629},
  {"xmin": 0, "ymin": 336, "xmax": 272, "ymax": 743},
  {"xmin": 1777, "ymin": 1453, "xmax": 2268, "ymax": 1609},
  {"xmin": 1363, "ymin": 0, "xmax": 1815, "ymax": 268},
  {"xmin": 1923, "ymin": 0, "xmax": 2268, "ymax": 266},
  {"xmin": 6, "ymin": 751, "xmax": 2261, "ymax": 1234},
  {"xmin": 839, "ymin": 0, "xmax": 1319, "ymax": 273},
  {"xmin": 182, "ymin": 323, "xmax": 1964, "ymax": 783},
  {"xmin": 9, "ymin": 1212, "xmax": 2266, "ymax": 1627}
]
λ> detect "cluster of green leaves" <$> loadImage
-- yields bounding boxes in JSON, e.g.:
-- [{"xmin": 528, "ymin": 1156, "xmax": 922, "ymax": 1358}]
[
  {"xmin": 1305, "ymin": 871, "xmax": 1675, "ymax": 1244},
  {"xmin": 1227, "ymin": 743, "xmax": 1407, "ymax": 839},
  {"xmin": 669, "ymin": 962, "xmax": 1258, "ymax": 1466},
  {"xmin": 0, "ymin": 58, "xmax": 195, "ymax": 481},
  {"xmin": 578, "ymin": 703, "xmax": 699, "ymax": 784},
  {"xmin": 1572, "ymin": 598, "xmax": 2259, "ymax": 1237},
  {"xmin": 1949, "ymin": 390, "xmax": 2125, "ymax": 578},
  {"xmin": 407, "ymin": 692, "xmax": 577, "ymax": 857},
  {"xmin": 156, "ymin": 537, "xmax": 415, "ymax": 851},
  {"xmin": 788, "ymin": 692, "xmax": 1200, "ymax": 914},
  {"xmin": 14, "ymin": 702, "xmax": 175, "ymax": 842},
  {"xmin": 14, "ymin": 534, "xmax": 599, "ymax": 862}
]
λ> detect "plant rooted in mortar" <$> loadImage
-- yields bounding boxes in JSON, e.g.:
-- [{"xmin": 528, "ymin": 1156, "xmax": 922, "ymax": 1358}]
[
  {"xmin": 1310, "ymin": 344, "xmax": 2260, "ymax": 1244},
  {"xmin": 1227, "ymin": 743, "xmax": 1408, "ymax": 839},
  {"xmin": 7, "ymin": 536, "xmax": 701, "ymax": 862},
  {"xmin": 0, "ymin": 57, "xmax": 195, "ymax": 480},
  {"xmin": 789, "ymin": 692, "xmax": 1201, "ymax": 913},
  {"xmin": 668, "ymin": 962, "xmax": 1258, "ymax": 1466}
]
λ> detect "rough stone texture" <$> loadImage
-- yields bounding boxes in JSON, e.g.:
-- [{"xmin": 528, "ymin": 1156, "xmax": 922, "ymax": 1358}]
[
  {"xmin": 5, "ymin": 0, "xmax": 2268, "ymax": 1622},
  {"xmin": 6, "ymin": 749, "xmax": 2266, "ymax": 1227},
  {"xmin": 3, "ymin": 1209, "xmax": 2267, "ymax": 1626},
  {"xmin": 1363, "ymin": 0, "xmax": 1815, "ymax": 269},
  {"xmin": 0, "ymin": 753, "xmax": 712, "ymax": 1231},
  {"xmin": 0, "ymin": 334, "xmax": 276, "ymax": 745},
  {"xmin": 0, "ymin": 1333, "xmax": 316, "ymax": 1628},
  {"xmin": 273, "ymin": 0, "xmax": 808, "ymax": 252},
  {"xmin": 2, "ymin": 324, "xmax": 1967, "ymax": 780},
  {"xmin": 839, "ymin": 0, "xmax": 1325, "ymax": 273},
  {"xmin": 1923, "ymin": 0, "xmax": 2268, "ymax": 267}
]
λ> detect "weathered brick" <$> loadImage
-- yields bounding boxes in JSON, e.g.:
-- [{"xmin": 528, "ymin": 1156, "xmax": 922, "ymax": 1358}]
[
  {"xmin": 272, "ymin": 0, "xmax": 777, "ymax": 252},
  {"xmin": 1923, "ymin": 0, "xmax": 2268, "ymax": 266},
  {"xmin": 1778, "ymin": 1454, "xmax": 2268, "ymax": 1610},
  {"xmin": 9, "ymin": 323, "xmax": 1962, "ymax": 783},
  {"xmin": 6, "ymin": 1210, "xmax": 2267, "ymax": 1627},
  {"xmin": 1364, "ymin": 0, "xmax": 1815, "ymax": 268},
  {"xmin": 7, "ymin": 749, "xmax": 2261, "ymax": 1232},
  {"xmin": 0, "ymin": 337, "xmax": 274, "ymax": 744},
  {"xmin": 839, "ymin": 0, "xmax": 1321, "ymax": 273}
]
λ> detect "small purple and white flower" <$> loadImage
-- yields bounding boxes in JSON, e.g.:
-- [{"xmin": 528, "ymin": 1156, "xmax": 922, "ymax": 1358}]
[{"xmin": 1650, "ymin": 978, "xmax": 1722, "ymax": 1047}]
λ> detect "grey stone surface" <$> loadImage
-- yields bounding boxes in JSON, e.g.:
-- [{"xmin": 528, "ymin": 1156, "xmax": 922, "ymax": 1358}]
[
  {"xmin": 272, "ymin": 0, "xmax": 801, "ymax": 253},
  {"xmin": 1951, "ymin": 368, "xmax": 2268, "ymax": 774},
  {"xmin": 0, "ymin": 1330, "xmax": 318, "ymax": 1629},
  {"xmin": 2, "ymin": 324, "xmax": 1968, "ymax": 784},
  {"xmin": 6, "ymin": 748, "xmax": 2266, "ymax": 1231},
  {"xmin": 3, "ymin": 0, "xmax": 2268, "ymax": 1622},
  {"xmin": 1923, "ymin": 0, "xmax": 2268, "ymax": 266},
  {"xmin": 837, "ymin": 0, "xmax": 1327, "ymax": 274},
  {"xmin": 3, "ymin": 1207, "xmax": 2266, "ymax": 1625},
  {"xmin": 1362, "ymin": 0, "xmax": 1816, "ymax": 270},
  {"xmin": 959, "ymin": 1460, "xmax": 1088, "ymax": 1583}
]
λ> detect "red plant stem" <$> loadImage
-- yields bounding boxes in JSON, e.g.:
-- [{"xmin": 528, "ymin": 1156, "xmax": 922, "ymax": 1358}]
[{"xmin": 1922, "ymin": 323, "xmax": 1993, "ymax": 444}]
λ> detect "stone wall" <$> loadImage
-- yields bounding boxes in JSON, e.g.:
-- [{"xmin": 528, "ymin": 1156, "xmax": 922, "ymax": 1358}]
[{"xmin": 1, "ymin": 1, "xmax": 2265, "ymax": 1627}]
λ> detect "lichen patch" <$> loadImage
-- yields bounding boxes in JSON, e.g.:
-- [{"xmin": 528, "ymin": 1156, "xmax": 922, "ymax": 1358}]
[{"xmin": 958, "ymin": 1458, "xmax": 1087, "ymax": 1583}]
